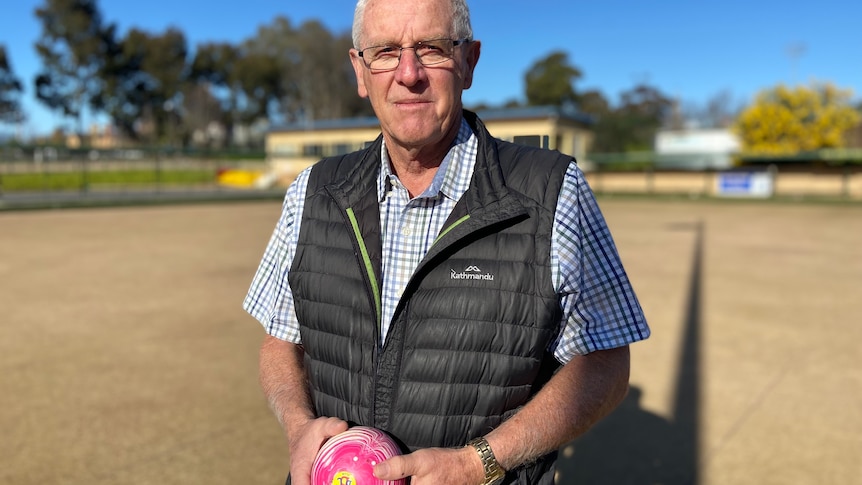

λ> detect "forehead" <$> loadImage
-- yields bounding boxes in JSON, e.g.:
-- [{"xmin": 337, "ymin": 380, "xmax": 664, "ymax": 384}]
[{"xmin": 362, "ymin": 0, "xmax": 454, "ymax": 44}]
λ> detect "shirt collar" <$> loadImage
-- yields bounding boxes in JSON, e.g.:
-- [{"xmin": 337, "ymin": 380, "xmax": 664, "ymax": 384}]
[{"xmin": 377, "ymin": 118, "xmax": 477, "ymax": 202}]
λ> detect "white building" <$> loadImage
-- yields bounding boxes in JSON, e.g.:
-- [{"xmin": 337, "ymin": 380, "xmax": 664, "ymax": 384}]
[{"xmin": 655, "ymin": 129, "xmax": 741, "ymax": 170}]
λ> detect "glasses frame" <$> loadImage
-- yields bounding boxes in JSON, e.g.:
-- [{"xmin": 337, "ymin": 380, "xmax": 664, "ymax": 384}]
[{"xmin": 357, "ymin": 38, "xmax": 471, "ymax": 72}]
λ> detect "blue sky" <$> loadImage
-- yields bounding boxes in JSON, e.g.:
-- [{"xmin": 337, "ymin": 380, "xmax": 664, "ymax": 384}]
[{"xmin": 1, "ymin": 0, "xmax": 860, "ymax": 137}]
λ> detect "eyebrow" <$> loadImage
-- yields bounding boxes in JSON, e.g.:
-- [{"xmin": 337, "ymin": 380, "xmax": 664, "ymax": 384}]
[{"xmin": 364, "ymin": 35, "xmax": 452, "ymax": 47}]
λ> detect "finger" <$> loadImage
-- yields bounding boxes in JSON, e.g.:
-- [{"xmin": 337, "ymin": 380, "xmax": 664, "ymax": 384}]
[
  {"xmin": 310, "ymin": 417, "xmax": 348, "ymax": 449},
  {"xmin": 373, "ymin": 455, "xmax": 411, "ymax": 480},
  {"xmin": 322, "ymin": 417, "xmax": 349, "ymax": 436}
]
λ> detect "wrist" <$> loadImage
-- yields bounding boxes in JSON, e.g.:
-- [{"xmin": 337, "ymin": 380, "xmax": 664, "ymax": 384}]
[{"xmin": 466, "ymin": 436, "xmax": 506, "ymax": 485}]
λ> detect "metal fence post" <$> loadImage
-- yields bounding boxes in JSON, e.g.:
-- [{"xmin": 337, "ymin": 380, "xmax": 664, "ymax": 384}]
[
  {"xmin": 81, "ymin": 157, "xmax": 89, "ymax": 194},
  {"xmin": 842, "ymin": 165, "xmax": 850, "ymax": 199}
]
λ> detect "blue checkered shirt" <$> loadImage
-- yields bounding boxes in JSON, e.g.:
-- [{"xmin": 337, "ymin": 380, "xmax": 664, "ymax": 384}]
[{"xmin": 244, "ymin": 119, "xmax": 649, "ymax": 363}]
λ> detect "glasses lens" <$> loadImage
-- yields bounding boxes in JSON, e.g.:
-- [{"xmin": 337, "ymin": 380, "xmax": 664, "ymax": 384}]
[
  {"xmin": 365, "ymin": 45, "xmax": 400, "ymax": 71},
  {"xmin": 363, "ymin": 39, "xmax": 459, "ymax": 71},
  {"xmin": 415, "ymin": 40, "xmax": 454, "ymax": 66}
]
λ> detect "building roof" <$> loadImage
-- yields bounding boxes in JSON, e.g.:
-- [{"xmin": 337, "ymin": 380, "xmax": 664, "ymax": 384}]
[{"xmin": 268, "ymin": 105, "xmax": 594, "ymax": 133}]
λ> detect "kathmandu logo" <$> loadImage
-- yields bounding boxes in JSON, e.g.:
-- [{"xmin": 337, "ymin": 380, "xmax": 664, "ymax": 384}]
[{"xmin": 451, "ymin": 265, "xmax": 495, "ymax": 281}]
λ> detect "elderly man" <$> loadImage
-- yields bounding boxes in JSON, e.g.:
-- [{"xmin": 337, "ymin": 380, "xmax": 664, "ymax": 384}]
[{"xmin": 244, "ymin": 0, "xmax": 650, "ymax": 484}]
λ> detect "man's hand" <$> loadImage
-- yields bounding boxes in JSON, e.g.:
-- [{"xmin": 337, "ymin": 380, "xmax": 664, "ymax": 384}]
[
  {"xmin": 373, "ymin": 446, "xmax": 486, "ymax": 485},
  {"xmin": 287, "ymin": 416, "xmax": 349, "ymax": 485},
  {"xmin": 259, "ymin": 337, "xmax": 349, "ymax": 484}
]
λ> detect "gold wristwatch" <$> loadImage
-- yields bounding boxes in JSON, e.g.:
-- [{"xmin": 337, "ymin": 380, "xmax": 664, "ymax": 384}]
[{"xmin": 467, "ymin": 437, "xmax": 506, "ymax": 485}]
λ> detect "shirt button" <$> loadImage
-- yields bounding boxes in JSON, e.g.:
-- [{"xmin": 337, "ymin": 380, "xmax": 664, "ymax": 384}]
[{"xmin": 402, "ymin": 227, "xmax": 412, "ymax": 236}]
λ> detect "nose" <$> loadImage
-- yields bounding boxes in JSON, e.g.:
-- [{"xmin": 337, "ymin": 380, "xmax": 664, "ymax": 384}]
[{"xmin": 394, "ymin": 47, "xmax": 426, "ymax": 85}]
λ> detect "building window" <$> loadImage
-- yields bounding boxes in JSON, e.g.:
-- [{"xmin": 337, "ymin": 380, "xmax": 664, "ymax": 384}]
[
  {"xmin": 302, "ymin": 144, "xmax": 323, "ymax": 157},
  {"xmin": 274, "ymin": 144, "xmax": 299, "ymax": 156},
  {"xmin": 331, "ymin": 143, "xmax": 352, "ymax": 155},
  {"xmin": 513, "ymin": 135, "xmax": 549, "ymax": 149}
]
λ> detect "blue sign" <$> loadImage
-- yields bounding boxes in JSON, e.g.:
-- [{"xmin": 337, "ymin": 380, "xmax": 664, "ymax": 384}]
[{"xmin": 716, "ymin": 172, "xmax": 773, "ymax": 198}]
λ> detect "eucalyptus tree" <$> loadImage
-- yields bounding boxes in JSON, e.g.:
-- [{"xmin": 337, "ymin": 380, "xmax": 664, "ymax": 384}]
[
  {"xmin": 33, "ymin": 0, "xmax": 115, "ymax": 135},
  {"xmin": 123, "ymin": 27, "xmax": 189, "ymax": 144},
  {"xmin": 0, "ymin": 45, "xmax": 25, "ymax": 125},
  {"xmin": 524, "ymin": 50, "xmax": 582, "ymax": 108},
  {"xmin": 189, "ymin": 41, "xmax": 238, "ymax": 134},
  {"xmin": 98, "ymin": 27, "xmax": 189, "ymax": 144}
]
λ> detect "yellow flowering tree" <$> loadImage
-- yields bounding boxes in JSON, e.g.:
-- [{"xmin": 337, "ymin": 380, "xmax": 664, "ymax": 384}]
[{"xmin": 734, "ymin": 83, "xmax": 860, "ymax": 154}]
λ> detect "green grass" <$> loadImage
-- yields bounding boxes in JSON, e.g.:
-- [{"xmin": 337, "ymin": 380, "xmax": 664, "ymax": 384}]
[{"xmin": 0, "ymin": 169, "xmax": 217, "ymax": 192}]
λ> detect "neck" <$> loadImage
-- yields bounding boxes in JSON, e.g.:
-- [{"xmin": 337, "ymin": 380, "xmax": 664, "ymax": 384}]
[
  {"xmin": 390, "ymin": 158, "xmax": 439, "ymax": 197},
  {"xmin": 386, "ymin": 134, "xmax": 457, "ymax": 198}
]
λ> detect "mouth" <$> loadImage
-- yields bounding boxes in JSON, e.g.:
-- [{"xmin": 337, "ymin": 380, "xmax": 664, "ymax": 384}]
[{"xmin": 393, "ymin": 99, "xmax": 431, "ymax": 107}]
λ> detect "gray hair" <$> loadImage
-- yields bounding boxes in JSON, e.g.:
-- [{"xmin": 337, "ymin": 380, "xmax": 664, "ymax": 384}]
[{"xmin": 352, "ymin": 0, "xmax": 473, "ymax": 49}]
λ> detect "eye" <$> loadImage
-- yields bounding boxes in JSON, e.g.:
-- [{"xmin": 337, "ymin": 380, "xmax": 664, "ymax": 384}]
[
  {"xmin": 374, "ymin": 45, "xmax": 400, "ymax": 58},
  {"xmin": 417, "ymin": 42, "xmax": 445, "ymax": 54}
]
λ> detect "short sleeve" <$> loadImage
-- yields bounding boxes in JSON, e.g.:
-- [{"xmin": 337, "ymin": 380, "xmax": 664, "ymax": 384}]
[
  {"xmin": 242, "ymin": 168, "xmax": 313, "ymax": 343},
  {"xmin": 550, "ymin": 162, "xmax": 650, "ymax": 363}
]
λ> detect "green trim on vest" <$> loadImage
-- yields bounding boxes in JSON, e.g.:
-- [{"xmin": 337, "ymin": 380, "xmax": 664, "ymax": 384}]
[
  {"xmin": 434, "ymin": 214, "xmax": 470, "ymax": 245},
  {"xmin": 346, "ymin": 207, "xmax": 381, "ymax": 331}
]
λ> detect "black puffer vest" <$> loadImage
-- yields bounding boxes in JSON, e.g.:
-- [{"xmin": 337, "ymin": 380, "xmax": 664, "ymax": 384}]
[{"xmin": 289, "ymin": 111, "xmax": 572, "ymax": 484}]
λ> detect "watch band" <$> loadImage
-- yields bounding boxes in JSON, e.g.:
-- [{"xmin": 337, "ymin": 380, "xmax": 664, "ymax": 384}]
[{"xmin": 467, "ymin": 437, "xmax": 506, "ymax": 485}]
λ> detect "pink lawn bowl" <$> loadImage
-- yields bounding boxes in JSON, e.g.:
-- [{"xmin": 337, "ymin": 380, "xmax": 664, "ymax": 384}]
[{"xmin": 311, "ymin": 426, "xmax": 406, "ymax": 485}]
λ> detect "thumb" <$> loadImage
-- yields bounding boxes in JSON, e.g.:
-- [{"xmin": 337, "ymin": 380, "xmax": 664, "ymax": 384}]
[
  {"xmin": 373, "ymin": 454, "xmax": 412, "ymax": 480},
  {"xmin": 322, "ymin": 417, "xmax": 349, "ymax": 437}
]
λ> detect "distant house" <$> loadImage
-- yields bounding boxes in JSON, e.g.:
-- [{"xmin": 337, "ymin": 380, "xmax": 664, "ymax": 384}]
[
  {"xmin": 654, "ymin": 128, "xmax": 741, "ymax": 170},
  {"xmin": 265, "ymin": 106, "xmax": 594, "ymax": 182},
  {"xmin": 65, "ymin": 124, "xmax": 130, "ymax": 150}
]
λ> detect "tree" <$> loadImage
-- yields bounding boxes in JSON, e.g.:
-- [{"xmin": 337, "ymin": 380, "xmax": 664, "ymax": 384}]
[
  {"xmin": 524, "ymin": 51, "xmax": 582, "ymax": 108},
  {"xmin": 98, "ymin": 27, "xmax": 189, "ymax": 143},
  {"xmin": 292, "ymin": 20, "xmax": 367, "ymax": 120},
  {"xmin": 844, "ymin": 101, "xmax": 862, "ymax": 148},
  {"xmin": 616, "ymin": 83, "xmax": 673, "ymax": 150},
  {"xmin": 96, "ymin": 37, "xmax": 144, "ymax": 139},
  {"xmin": 734, "ymin": 83, "xmax": 861, "ymax": 154},
  {"xmin": 125, "ymin": 28, "xmax": 189, "ymax": 144},
  {"xmin": 232, "ymin": 51, "xmax": 284, "ymax": 124},
  {"xmin": 0, "ymin": 45, "xmax": 25, "ymax": 124},
  {"xmin": 703, "ymin": 90, "xmax": 743, "ymax": 128},
  {"xmin": 675, "ymin": 90, "xmax": 744, "ymax": 130},
  {"xmin": 33, "ymin": 0, "xmax": 115, "ymax": 135},
  {"xmin": 182, "ymin": 83, "xmax": 224, "ymax": 148},
  {"xmin": 578, "ymin": 89, "xmax": 610, "ymax": 117},
  {"xmin": 189, "ymin": 42, "xmax": 238, "ymax": 91},
  {"xmin": 237, "ymin": 16, "xmax": 298, "ymax": 124},
  {"xmin": 581, "ymin": 84, "xmax": 673, "ymax": 153},
  {"xmin": 188, "ymin": 41, "xmax": 239, "ymax": 142},
  {"xmin": 241, "ymin": 17, "xmax": 370, "ymax": 123},
  {"xmin": 29, "ymin": 7, "xmax": 380, "ymax": 145},
  {"xmin": 520, "ymin": 50, "xmax": 672, "ymax": 153}
]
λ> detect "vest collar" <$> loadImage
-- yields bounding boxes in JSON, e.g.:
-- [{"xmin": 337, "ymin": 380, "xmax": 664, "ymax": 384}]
[{"xmin": 324, "ymin": 110, "xmax": 527, "ymax": 228}]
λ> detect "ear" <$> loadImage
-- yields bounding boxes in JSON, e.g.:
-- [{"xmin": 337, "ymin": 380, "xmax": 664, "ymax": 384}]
[
  {"xmin": 349, "ymin": 49, "xmax": 370, "ymax": 98},
  {"xmin": 462, "ymin": 40, "xmax": 481, "ymax": 90}
]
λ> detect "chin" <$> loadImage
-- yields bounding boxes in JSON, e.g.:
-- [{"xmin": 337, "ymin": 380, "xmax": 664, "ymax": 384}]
[{"xmin": 387, "ymin": 123, "xmax": 440, "ymax": 146}]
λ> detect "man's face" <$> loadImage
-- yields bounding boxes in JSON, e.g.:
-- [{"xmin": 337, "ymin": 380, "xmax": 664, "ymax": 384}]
[{"xmin": 350, "ymin": 0, "xmax": 480, "ymax": 154}]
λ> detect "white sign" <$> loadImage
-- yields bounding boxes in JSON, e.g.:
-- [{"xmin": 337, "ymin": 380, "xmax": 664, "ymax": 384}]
[{"xmin": 716, "ymin": 171, "xmax": 774, "ymax": 198}]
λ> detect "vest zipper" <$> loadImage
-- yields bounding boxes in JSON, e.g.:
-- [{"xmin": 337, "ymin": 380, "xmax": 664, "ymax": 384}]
[
  {"xmin": 340, "ymin": 198, "xmax": 384, "ymax": 427},
  {"xmin": 345, "ymin": 207, "xmax": 382, "ymax": 334}
]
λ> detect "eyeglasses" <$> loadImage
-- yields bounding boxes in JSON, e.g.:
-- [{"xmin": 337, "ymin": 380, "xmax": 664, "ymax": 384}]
[{"xmin": 357, "ymin": 38, "xmax": 470, "ymax": 72}]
